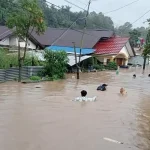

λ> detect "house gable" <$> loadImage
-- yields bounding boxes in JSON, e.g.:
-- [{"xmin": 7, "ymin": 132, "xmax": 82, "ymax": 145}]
[{"xmin": 94, "ymin": 37, "xmax": 135, "ymax": 56}]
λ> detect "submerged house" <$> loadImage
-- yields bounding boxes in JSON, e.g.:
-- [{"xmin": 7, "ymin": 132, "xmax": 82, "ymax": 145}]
[
  {"xmin": 94, "ymin": 37, "xmax": 135, "ymax": 66},
  {"xmin": 0, "ymin": 26, "xmax": 135, "ymax": 67},
  {"xmin": 0, "ymin": 26, "xmax": 42, "ymax": 50},
  {"xmin": 31, "ymin": 28, "xmax": 115, "ymax": 67}
]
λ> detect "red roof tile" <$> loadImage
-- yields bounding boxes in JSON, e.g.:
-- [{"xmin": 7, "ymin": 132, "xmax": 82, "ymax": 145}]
[{"xmin": 94, "ymin": 37, "xmax": 130, "ymax": 55}]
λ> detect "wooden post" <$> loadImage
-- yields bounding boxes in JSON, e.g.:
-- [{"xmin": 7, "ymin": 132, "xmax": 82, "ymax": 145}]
[
  {"xmin": 143, "ymin": 56, "xmax": 147, "ymax": 73},
  {"xmin": 72, "ymin": 42, "xmax": 79, "ymax": 79},
  {"xmin": 18, "ymin": 38, "xmax": 21, "ymax": 82}
]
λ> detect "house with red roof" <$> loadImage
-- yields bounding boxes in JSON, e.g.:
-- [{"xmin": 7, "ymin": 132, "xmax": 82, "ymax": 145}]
[
  {"xmin": 94, "ymin": 37, "xmax": 135, "ymax": 66},
  {"xmin": 0, "ymin": 26, "xmax": 135, "ymax": 67}
]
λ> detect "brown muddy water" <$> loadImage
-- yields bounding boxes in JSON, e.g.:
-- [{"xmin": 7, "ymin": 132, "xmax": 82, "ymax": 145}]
[{"xmin": 0, "ymin": 67, "xmax": 150, "ymax": 150}]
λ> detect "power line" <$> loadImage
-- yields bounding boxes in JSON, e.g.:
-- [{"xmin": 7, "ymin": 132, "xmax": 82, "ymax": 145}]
[
  {"xmin": 76, "ymin": 0, "xmax": 140, "ymax": 15},
  {"xmin": 104, "ymin": 0, "xmax": 140, "ymax": 14},
  {"xmin": 65, "ymin": 0, "xmax": 86, "ymax": 11},
  {"xmin": 45, "ymin": 0, "xmax": 91, "ymax": 47},
  {"xmin": 45, "ymin": 0, "xmax": 113, "ymax": 45},
  {"xmin": 123, "ymin": 9, "xmax": 150, "ymax": 32}
]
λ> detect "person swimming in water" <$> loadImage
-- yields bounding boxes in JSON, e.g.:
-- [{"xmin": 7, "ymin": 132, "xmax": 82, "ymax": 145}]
[
  {"xmin": 81, "ymin": 90, "xmax": 87, "ymax": 97},
  {"xmin": 74, "ymin": 90, "xmax": 96, "ymax": 102},
  {"xmin": 97, "ymin": 84, "xmax": 108, "ymax": 91},
  {"xmin": 133, "ymin": 74, "xmax": 136, "ymax": 78}
]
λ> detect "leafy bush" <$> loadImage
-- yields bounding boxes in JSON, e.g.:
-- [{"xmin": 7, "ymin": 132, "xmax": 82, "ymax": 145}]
[
  {"xmin": 43, "ymin": 50, "xmax": 68, "ymax": 79},
  {"xmin": 30, "ymin": 76, "xmax": 41, "ymax": 81},
  {"xmin": 93, "ymin": 64, "xmax": 105, "ymax": 70},
  {"xmin": 106, "ymin": 62, "xmax": 117, "ymax": 70},
  {"xmin": 0, "ymin": 48, "xmax": 44, "ymax": 69}
]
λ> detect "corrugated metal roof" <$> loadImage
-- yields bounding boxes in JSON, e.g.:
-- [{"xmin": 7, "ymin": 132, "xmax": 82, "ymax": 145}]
[
  {"xmin": 0, "ymin": 26, "xmax": 114, "ymax": 48},
  {"xmin": 31, "ymin": 28, "xmax": 114, "ymax": 48},
  {"xmin": 47, "ymin": 45, "xmax": 95, "ymax": 55},
  {"xmin": 27, "ymin": 51, "xmax": 91, "ymax": 66},
  {"xmin": 68, "ymin": 55, "xmax": 92, "ymax": 66},
  {"xmin": 94, "ymin": 37, "xmax": 130, "ymax": 55},
  {"xmin": 0, "ymin": 26, "xmax": 12, "ymax": 40}
]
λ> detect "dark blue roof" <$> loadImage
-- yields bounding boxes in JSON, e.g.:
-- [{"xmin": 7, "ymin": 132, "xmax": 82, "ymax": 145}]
[{"xmin": 46, "ymin": 45, "xmax": 95, "ymax": 55}]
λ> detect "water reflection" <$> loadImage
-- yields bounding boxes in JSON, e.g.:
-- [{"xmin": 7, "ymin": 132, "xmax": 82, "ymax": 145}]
[{"xmin": 0, "ymin": 68, "xmax": 150, "ymax": 150}]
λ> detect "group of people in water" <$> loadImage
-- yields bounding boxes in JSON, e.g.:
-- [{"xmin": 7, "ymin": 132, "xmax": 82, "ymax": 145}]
[
  {"xmin": 74, "ymin": 73, "xmax": 150, "ymax": 102},
  {"xmin": 74, "ymin": 73, "xmax": 149, "ymax": 102}
]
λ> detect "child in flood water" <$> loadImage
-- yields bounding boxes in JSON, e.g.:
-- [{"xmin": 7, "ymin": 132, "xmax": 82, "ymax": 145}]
[{"xmin": 74, "ymin": 90, "xmax": 96, "ymax": 102}]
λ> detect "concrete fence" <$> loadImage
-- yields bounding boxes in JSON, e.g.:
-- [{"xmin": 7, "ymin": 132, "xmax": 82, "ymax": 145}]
[{"xmin": 0, "ymin": 66, "xmax": 44, "ymax": 81}]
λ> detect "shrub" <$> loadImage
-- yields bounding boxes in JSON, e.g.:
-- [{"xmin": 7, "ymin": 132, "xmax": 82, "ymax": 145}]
[
  {"xmin": 106, "ymin": 62, "xmax": 117, "ymax": 70},
  {"xmin": 30, "ymin": 76, "xmax": 41, "ymax": 81},
  {"xmin": 0, "ymin": 48, "xmax": 44, "ymax": 69},
  {"xmin": 43, "ymin": 50, "xmax": 68, "ymax": 79},
  {"xmin": 93, "ymin": 64, "xmax": 105, "ymax": 70}
]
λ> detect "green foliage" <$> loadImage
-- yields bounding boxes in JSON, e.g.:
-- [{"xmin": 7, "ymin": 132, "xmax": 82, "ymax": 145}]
[
  {"xmin": 0, "ymin": 48, "xmax": 9, "ymax": 69},
  {"xmin": 93, "ymin": 64, "xmax": 105, "ymax": 71},
  {"xmin": 129, "ymin": 29, "xmax": 141, "ymax": 47},
  {"xmin": 143, "ymin": 29, "xmax": 150, "ymax": 57},
  {"xmin": 43, "ymin": 50, "xmax": 68, "ymax": 79},
  {"xmin": 30, "ymin": 76, "xmax": 41, "ymax": 81},
  {"xmin": 106, "ymin": 62, "xmax": 117, "ymax": 70},
  {"xmin": 6, "ymin": 0, "xmax": 46, "ymax": 37},
  {"xmin": 6, "ymin": 0, "xmax": 46, "ymax": 63},
  {"xmin": 0, "ymin": 48, "xmax": 43, "ymax": 69},
  {"xmin": 0, "ymin": 0, "xmax": 16, "ymax": 25},
  {"xmin": 35, "ymin": 1, "xmax": 115, "ymax": 29},
  {"xmin": 115, "ymin": 22, "xmax": 132, "ymax": 36},
  {"xmin": 143, "ymin": 43, "xmax": 150, "ymax": 57}
]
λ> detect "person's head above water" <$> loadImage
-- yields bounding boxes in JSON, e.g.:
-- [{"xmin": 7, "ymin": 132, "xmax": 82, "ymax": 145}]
[{"xmin": 81, "ymin": 90, "xmax": 87, "ymax": 97}]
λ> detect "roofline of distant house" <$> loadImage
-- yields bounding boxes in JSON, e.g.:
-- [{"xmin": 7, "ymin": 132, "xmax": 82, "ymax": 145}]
[
  {"xmin": 0, "ymin": 27, "xmax": 43, "ymax": 49},
  {"xmin": 94, "ymin": 38, "xmax": 135, "ymax": 57}
]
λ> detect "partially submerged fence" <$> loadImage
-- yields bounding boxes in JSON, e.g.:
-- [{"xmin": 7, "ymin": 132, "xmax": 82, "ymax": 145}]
[{"xmin": 0, "ymin": 66, "xmax": 44, "ymax": 81}]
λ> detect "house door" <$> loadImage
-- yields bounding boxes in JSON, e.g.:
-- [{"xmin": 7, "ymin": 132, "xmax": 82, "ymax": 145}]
[{"xmin": 116, "ymin": 58, "xmax": 123, "ymax": 66}]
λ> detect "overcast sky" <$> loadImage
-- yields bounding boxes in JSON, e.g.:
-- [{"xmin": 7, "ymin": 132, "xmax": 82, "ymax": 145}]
[{"xmin": 47, "ymin": 0, "xmax": 150, "ymax": 28}]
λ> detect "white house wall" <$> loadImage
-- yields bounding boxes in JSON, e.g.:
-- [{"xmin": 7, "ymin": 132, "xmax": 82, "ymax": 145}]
[
  {"xmin": 16, "ymin": 38, "xmax": 36, "ymax": 50},
  {"xmin": 119, "ymin": 46, "xmax": 129, "ymax": 58},
  {"xmin": 0, "ymin": 35, "xmax": 36, "ymax": 50},
  {"xmin": 10, "ymin": 36, "xmax": 17, "ymax": 46},
  {"xmin": 126, "ymin": 41, "xmax": 134, "ymax": 56},
  {"xmin": 0, "ymin": 38, "xmax": 9, "ymax": 46}
]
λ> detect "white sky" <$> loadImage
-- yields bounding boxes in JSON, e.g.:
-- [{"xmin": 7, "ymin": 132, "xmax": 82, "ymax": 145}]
[{"xmin": 47, "ymin": 0, "xmax": 150, "ymax": 28}]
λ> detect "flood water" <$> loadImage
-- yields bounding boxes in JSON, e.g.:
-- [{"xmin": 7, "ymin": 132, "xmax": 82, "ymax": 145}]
[{"xmin": 0, "ymin": 67, "xmax": 150, "ymax": 150}]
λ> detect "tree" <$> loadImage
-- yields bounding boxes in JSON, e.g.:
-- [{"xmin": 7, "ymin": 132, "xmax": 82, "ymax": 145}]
[
  {"xmin": 6, "ymin": 0, "xmax": 46, "ymax": 82},
  {"xmin": 43, "ymin": 50, "xmax": 69, "ymax": 79},
  {"xmin": 0, "ymin": 0, "xmax": 16, "ymax": 25},
  {"xmin": 142, "ymin": 29, "xmax": 150, "ymax": 71},
  {"xmin": 129, "ymin": 29, "xmax": 141, "ymax": 47},
  {"xmin": 115, "ymin": 22, "xmax": 132, "ymax": 36}
]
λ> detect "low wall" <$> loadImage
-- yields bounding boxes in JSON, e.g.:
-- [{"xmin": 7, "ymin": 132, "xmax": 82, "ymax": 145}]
[{"xmin": 0, "ymin": 66, "xmax": 44, "ymax": 81}]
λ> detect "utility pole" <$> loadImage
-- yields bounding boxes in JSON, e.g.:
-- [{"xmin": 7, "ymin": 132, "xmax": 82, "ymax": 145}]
[
  {"xmin": 143, "ymin": 30, "xmax": 150, "ymax": 72},
  {"xmin": 73, "ymin": 42, "xmax": 79, "ymax": 79},
  {"xmin": 79, "ymin": 0, "xmax": 92, "ymax": 67},
  {"xmin": 18, "ymin": 38, "xmax": 21, "ymax": 82}
]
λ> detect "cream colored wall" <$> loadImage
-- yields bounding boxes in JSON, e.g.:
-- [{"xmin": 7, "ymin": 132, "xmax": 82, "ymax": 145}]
[
  {"xmin": 95, "ymin": 55, "xmax": 115, "ymax": 65},
  {"xmin": 119, "ymin": 46, "xmax": 129, "ymax": 58},
  {"xmin": 119, "ymin": 46, "xmax": 130, "ymax": 65}
]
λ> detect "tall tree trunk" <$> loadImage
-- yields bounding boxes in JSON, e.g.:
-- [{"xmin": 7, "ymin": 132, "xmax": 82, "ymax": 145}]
[
  {"xmin": 23, "ymin": 37, "xmax": 28, "ymax": 63},
  {"xmin": 18, "ymin": 38, "xmax": 21, "ymax": 82}
]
